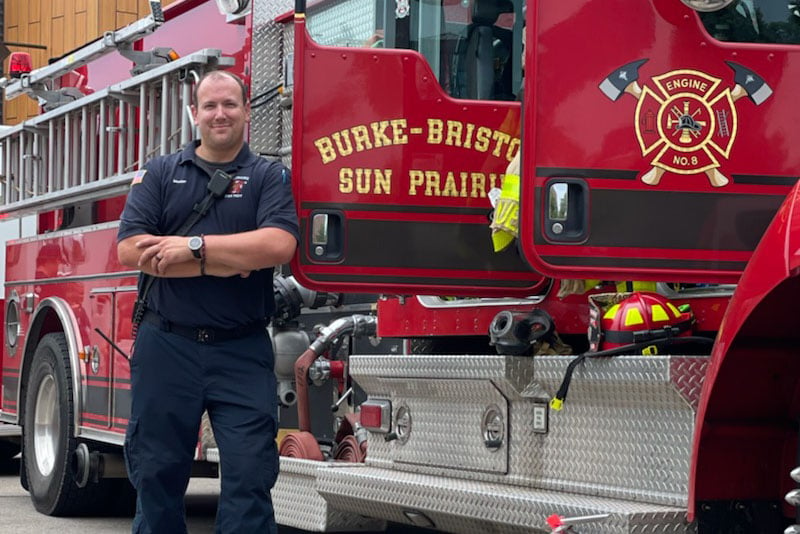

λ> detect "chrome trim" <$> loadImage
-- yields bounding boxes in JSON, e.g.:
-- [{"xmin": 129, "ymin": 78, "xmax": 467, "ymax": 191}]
[
  {"xmin": 655, "ymin": 282, "xmax": 736, "ymax": 300},
  {"xmin": 299, "ymin": 302, "xmax": 374, "ymax": 315},
  {"xmin": 0, "ymin": 422, "xmax": 21, "ymax": 435},
  {"xmin": 89, "ymin": 285, "xmax": 138, "ymax": 294},
  {"xmin": 9, "ymin": 220, "xmax": 120, "ymax": 245},
  {"xmin": 19, "ymin": 297, "xmax": 83, "ymax": 436},
  {"xmin": 5, "ymin": 290, "xmax": 20, "ymax": 356},
  {"xmin": 77, "ymin": 427, "xmax": 125, "ymax": 446},
  {"xmin": 206, "ymin": 447, "xmax": 220, "ymax": 463},
  {"xmin": 415, "ymin": 292, "xmax": 548, "ymax": 309},
  {"xmin": 6, "ymin": 270, "xmax": 139, "ymax": 287}
]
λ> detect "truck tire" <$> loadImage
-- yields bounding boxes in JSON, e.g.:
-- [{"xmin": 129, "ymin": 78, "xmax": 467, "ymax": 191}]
[{"xmin": 23, "ymin": 333, "xmax": 103, "ymax": 516}]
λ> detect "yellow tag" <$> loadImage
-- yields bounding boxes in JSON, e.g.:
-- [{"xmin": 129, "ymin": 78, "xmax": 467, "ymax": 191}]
[
  {"xmin": 491, "ymin": 198, "xmax": 519, "ymax": 236},
  {"xmin": 489, "ymin": 173, "xmax": 520, "ymax": 251},
  {"xmin": 549, "ymin": 398, "xmax": 564, "ymax": 411},
  {"xmin": 642, "ymin": 345, "xmax": 658, "ymax": 355},
  {"xmin": 491, "ymin": 229, "xmax": 515, "ymax": 252}
]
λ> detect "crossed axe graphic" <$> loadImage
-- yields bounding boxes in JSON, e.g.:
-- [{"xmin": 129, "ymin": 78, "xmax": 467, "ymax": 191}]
[{"xmin": 599, "ymin": 59, "xmax": 773, "ymax": 187}]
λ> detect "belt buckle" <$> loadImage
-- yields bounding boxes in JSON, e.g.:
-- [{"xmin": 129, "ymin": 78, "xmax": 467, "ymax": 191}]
[{"xmin": 197, "ymin": 328, "xmax": 213, "ymax": 343}]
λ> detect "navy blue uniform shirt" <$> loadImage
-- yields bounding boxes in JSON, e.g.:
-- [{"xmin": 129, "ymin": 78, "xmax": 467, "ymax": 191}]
[{"xmin": 117, "ymin": 141, "xmax": 300, "ymax": 329}]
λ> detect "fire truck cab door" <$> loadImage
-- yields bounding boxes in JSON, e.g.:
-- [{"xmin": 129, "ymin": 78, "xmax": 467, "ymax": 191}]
[
  {"xmin": 290, "ymin": 0, "xmax": 544, "ymax": 297},
  {"xmin": 520, "ymin": 1, "xmax": 799, "ymax": 284}
]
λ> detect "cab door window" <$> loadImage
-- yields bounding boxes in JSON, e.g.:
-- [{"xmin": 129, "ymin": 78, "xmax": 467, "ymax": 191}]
[
  {"xmin": 305, "ymin": 0, "xmax": 523, "ymax": 101},
  {"xmin": 699, "ymin": 0, "xmax": 800, "ymax": 43}
]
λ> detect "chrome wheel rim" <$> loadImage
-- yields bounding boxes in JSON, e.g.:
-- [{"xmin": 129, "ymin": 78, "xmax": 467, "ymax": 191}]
[{"xmin": 33, "ymin": 374, "xmax": 58, "ymax": 477}]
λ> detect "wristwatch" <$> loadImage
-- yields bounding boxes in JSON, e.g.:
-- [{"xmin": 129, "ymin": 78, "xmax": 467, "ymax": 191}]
[{"xmin": 188, "ymin": 236, "xmax": 203, "ymax": 259}]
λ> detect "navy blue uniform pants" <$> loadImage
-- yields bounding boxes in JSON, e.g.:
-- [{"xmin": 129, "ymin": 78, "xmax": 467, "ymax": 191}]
[{"xmin": 125, "ymin": 321, "xmax": 279, "ymax": 534}]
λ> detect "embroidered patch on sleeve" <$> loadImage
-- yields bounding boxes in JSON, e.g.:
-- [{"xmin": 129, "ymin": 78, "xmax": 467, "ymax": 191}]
[{"xmin": 131, "ymin": 169, "xmax": 147, "ymax": 186}]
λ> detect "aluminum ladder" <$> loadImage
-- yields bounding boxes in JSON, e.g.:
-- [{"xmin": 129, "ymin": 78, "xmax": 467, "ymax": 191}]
[{"xmin": 0, "ymin": 48, "xmax": 233, "ymax": 215}]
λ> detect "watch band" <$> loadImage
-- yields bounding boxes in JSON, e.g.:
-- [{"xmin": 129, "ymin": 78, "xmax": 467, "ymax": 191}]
[{"xmin": 200, "ymin": 235, "xmax": 207, "ymax": 275}]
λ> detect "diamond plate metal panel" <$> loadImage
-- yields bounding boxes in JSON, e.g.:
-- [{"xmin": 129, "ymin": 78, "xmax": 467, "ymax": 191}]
[
  {"xmin": 251, "ymin": 0, "xmax": 294, "ymax": 157},
  {"xmin": 317, "ymin": 466, "xmax": 696, "ymax": 534},
  {"xmin": 273, "ymin": 457, "xmax": 386, "ymax": 532},
  {"xmin": 670, "ymin": 357, "xmax": 708, "ymax": 410},
  {"xmin": 523, "ymin": 355, "xmax": 708, "ymax": 506},
  {"xmin": 354, "ymin": 354, "xmax": 707, "ymax": 510},
  {"xmin": 351, "ymin": 354, "xmax": 535, "ymax": 398},
  {"xmin": 378, "ymin": 378, "xmax": 508, "ymax": 473},
  {"xmin": 280, "ymin": 24, "xmax": 294, "ymax": 168}
]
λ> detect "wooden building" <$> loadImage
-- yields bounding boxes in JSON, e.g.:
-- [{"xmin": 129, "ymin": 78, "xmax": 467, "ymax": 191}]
[{"xmin": 3, "ymin": 0, "xmax": 178, "ymax": 123}]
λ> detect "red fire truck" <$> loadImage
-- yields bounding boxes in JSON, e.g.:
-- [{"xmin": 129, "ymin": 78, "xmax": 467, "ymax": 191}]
[{"xmin": 1, "ymin": 0, "xmax": 799, "ymax": 532}]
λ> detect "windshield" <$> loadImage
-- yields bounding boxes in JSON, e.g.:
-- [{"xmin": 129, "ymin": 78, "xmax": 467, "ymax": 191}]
[
  {"xmin": 699, "ymin": 0, "xmax": 800, "ymax": 43},
  {"xmin": 306, "ymin": 0, "xmax": 523, "ymax": 101}
]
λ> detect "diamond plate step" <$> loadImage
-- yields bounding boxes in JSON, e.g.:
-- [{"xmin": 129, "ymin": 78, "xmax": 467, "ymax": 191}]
[
  {"xmin": 316, "ymin": 464, "xmax": 696, "ymax": 534},
  {"xmin": 273, "ymin": 457, "xmax": 387, "ymax": 532}
]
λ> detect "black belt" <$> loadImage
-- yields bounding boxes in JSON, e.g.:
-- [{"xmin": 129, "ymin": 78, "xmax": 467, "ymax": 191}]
[{"xmin": 141, "ymin": 310, "xmax": 266, "ymax": 344}]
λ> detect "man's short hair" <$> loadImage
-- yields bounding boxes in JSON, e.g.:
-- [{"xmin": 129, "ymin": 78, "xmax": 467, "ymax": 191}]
[{"xmin": 193, "ymin": 70, "xmax": 248, "ymax": 106}]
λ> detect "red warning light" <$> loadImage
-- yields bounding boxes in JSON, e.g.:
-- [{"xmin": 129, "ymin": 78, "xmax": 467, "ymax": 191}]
[{"xmin": 9, "ymin": 52, "xmax": 32, "ymax": 79}]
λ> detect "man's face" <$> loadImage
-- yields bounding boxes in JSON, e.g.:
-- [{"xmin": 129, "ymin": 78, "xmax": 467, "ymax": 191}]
[{"xmin": 192, "ymin": 74, "xmax": 250, "ymax": 156}]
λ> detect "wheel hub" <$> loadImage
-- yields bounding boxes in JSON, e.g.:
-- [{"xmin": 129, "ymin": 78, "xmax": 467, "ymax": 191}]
[{"xmin": 33, "ymin": 374, "xmax": 59, "ymax": 477}]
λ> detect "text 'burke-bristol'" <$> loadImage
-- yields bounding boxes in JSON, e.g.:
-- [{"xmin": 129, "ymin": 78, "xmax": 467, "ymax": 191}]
[{"xmin": 312, "ymin": 118, "xmax": 519, "ymax": 198}]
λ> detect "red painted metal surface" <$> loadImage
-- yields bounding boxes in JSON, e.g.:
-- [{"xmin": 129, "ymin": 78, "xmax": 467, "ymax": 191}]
[
  {"xmin": 290, "ymin": 14, "xmax": 545, "ymax": 297},
  {"xmin": 521, "ymin": 1, "xmax": 797, "ymax": 283},
  {"xmin": 2, "ymin": 226, "xmax": 137, "ymax": 434},
  {"xmin": 689, "ymin": 182, "xmax": 800, "ymax": 519},
  {"xmin": 377, "ymin": 289, "xmax": 593, "ymax": 338},
  {"xmin": 377, "ymin": 285, "xmax": 728, "ymax": 340}
]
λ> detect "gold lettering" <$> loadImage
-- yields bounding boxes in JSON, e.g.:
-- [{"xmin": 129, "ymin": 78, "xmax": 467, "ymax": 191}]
[
  {"xmin": 355, "ymin": 168, "xmax": 371, "ymax": 194},
  {"xmin": 409, "ymin": 170, "xmax": 424, "ymax": 195},
  {"xmin": 351, "ymin": 125, "xmax": 373, "ymax": 152},
  {"xmin": 340, "ymin": 168, "xmax": 392, "ymax": 194},
  {"xmin": 332, "ymin": 130, "xmax": 354, "ymax": 157},
  {"xmin": 425, "ymin": 171, "xmax": 441, "ymax": 196},
  {"xmin": 370, "ymin": 121, "xmax": 392, "ymax": 148},
  {"xmin": 445, "ymin": 121, "xmax": 463, "ymax": 147},
  {"xmin": 665, "ymin": 78, "xmax": 708, "ymax": 92},
  {"xmin": 427, "ymin": 119, "xmax": 443, "ymax": 144},
  {"xmin": 391, "ymin": 119, "xmax": 408, "ymax": 145},
  {"xmin": 474, "ymin": 127, "xmax": 492, "ymax": 152},
  {"xmin": 506, "ymin": 139, "xmax": 520, "ymax": 162},
  {"xmin": 375, "ymin": 169, "xmax": 391, "ymax": 194},
  {"xmin": 460, "ymin": 172, "xmax": 468, "ymax": 197},
  {"xmin": 491, "ymin": 131, "xmax": 512, "ymax": 158},
  {"xmin": 315, "ymin": 137, "xmax": 337, "ymax": 164},
  {"xmin": 339, "ymin": 168, "xmax": 353, "ymax": 193},
  {"xmin": 470, "ymin": 173, "xmax": 486, "ymax": 198},
  {"xmin": 442, "ymin": 172, "xmax": 458, "ymax": 196},
  {"xmin": 463, "ymin": 123, "xmax": 475, "ymax": 149}
]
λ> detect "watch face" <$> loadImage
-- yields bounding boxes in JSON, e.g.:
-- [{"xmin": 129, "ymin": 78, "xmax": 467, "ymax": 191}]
[{"xmin": 189, "ymin": 236, "xmax": 203, "ymax": 259}]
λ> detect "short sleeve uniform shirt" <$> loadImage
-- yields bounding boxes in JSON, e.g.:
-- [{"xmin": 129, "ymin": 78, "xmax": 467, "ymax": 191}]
[{"xmin": 117, "ymin": 141, "xmax": 299, "ymax": 329}]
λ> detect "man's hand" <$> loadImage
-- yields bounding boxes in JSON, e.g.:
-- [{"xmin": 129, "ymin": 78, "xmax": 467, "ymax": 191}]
[{"xmin": 136, "ymin": 235, "xmax": 194, "ymax": 275}]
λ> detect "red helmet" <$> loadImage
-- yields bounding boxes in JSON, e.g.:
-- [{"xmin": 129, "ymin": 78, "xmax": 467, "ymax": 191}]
[{"xmin": 600, "ymin": 292, "xmax": 692, "ymax": 351}]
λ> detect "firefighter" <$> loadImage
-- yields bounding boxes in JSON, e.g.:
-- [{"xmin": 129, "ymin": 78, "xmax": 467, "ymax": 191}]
[{"xmin": 116, "ymin": 70, "xmax": 299, "ymax": 534}]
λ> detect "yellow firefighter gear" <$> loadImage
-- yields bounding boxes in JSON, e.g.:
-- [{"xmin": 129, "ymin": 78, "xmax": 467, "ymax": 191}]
[
  {"xmin": 615, "ymin": 281, "xmax": 658, "ymax": 293},
  {"xmin": 490, "ymin": 150, "xmax": 520, "ymax": 252},
  {"xmin": 491, "ymin": 173, "xmax": 520, "ymax": 251}
]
